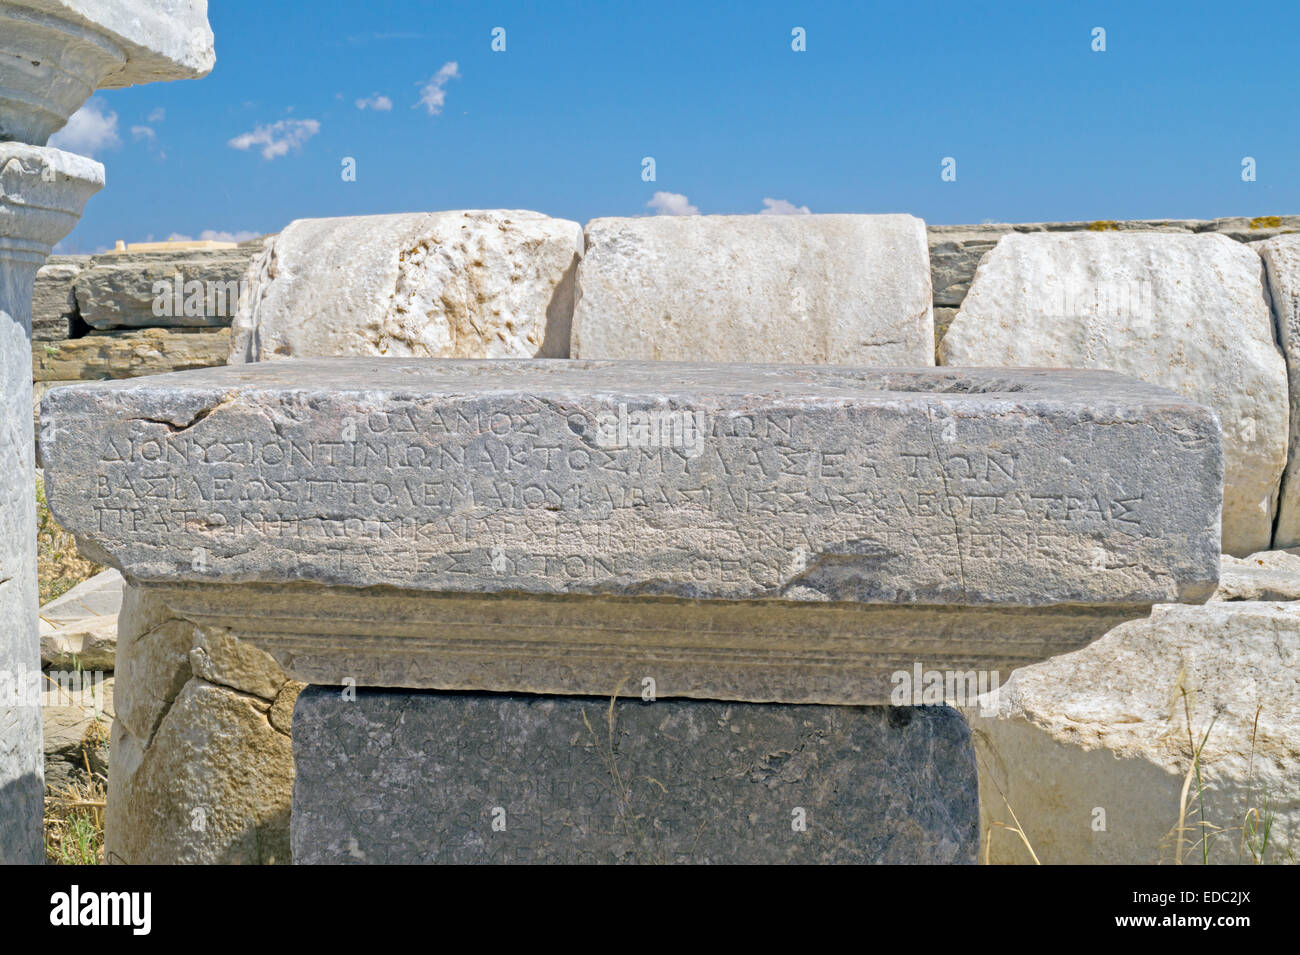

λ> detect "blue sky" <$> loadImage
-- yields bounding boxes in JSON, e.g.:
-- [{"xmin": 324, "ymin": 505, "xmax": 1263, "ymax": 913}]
[{"xmin": 50, "ymin": 0, "xmax": 1300, "ymax": 253}]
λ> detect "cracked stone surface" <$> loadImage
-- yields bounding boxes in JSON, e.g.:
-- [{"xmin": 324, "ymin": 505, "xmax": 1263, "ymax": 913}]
[
  {"xmin": 104, "ymin": 581, "xmax": 301, "ymax": 864},
  {"xmin": 939, "ymin": 231, "xmax": 1287, "ymax": 557},
  {"xmin": 1260, "ymin": 235, "xmax": 1300, "ymax": 547},
  {"xmin": 40, "ymin": 360, "xmax": 1222, "ymax": 703},
  {"xmin": 292, "ymin": 687, "xmax": 978, "ymax": 864},
  {"xmin": 571, "ymin": 213, "xmax": 934, "ymax": 364},
  {"xmin": 228, "ymin": 211, "xmax": 582, "ymax": 363}
]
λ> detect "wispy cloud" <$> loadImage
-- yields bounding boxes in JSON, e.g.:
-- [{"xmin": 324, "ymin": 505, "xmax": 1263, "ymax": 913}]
[
  {"xmin": 759, "ymin": 198, "xmax": 811, "ymax": 215},
  {"xmin": 48, "ymin": 98, "xmax": 120, "ymax": 156},
  {"xmin": 147, "ymin": 107, "xmax": 166, "ymax": 123},
  {"xmin": 166, "ymin": 229, "xmax": 260, "ymax": 243},
  {"xmin": 227, "ymin": 118, "xmax": 320, "ymax": 159},
  {"xmin": 355, "ymin": 93, "xmax": 393, "ymax": 111},
  {"xmin": 647, "ymin": 192, "xmax": 700, "ymax": 216},
  {"xmin": 130, "ymin": 124, "xmax": 165, "ymax": 159},
  {"xmin": 416, "ymin": 61, "xmax": 460, "ymax": 115}
]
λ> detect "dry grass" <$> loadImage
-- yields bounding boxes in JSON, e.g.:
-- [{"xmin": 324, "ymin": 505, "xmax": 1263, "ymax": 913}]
[
  {"xmin": 1166, "ymin": 686, "xmax": 1293, "ymax": 865},
  {"xmin": 44, "ymin": 743, "xmax": 107, "ymax": 865},
  {"xmin": 36, "ymin": 474, "xmax": 103, "ymax": 605}
]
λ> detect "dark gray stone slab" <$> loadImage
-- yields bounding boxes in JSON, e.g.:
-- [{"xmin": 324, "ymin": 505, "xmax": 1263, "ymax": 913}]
[{"xmin": 291, "ymin": 687, "xmax": 978, "ymax": 864}]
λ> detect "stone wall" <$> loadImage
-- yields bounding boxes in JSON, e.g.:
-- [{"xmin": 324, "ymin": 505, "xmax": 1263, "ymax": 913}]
[
  {"xmin": 31, "ymin": 241, "xmax": 262, "ymax": 459},
  {"xmin": 34, "ymin": 216, "xmax": 1296, "ymax": 385},
  {"xmin": 38, "ymin": 210, "xmax": 1298, "ymax": 865}
]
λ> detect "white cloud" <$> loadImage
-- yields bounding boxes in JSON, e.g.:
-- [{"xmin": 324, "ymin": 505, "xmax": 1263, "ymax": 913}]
[
  {"xmin": 646, "ymin": 192, "xmax": 699, "ymax": 216},
  {"xmin": 48, "ymin": 98, "xmax": 120, "ymax": 156},
  {"xmin": 165, "ymin": 229, "xmax": 259, "ymax": 243},
  {"xmin": 227, "ymin": 118, "xmax": 320, "ymax": 159},
  {"xmin": 355, "ymin": 93, "xmax": 393, "ymax": 111},
  {"xmin": 131, "ymin": 123, "xmax": 165, "ymax": 159},
  {"xmin": 147, "ymin": 107, "xmax": 166, "ymax": 123},
  {"xmin": 416, "ymin": 61, "xmax": 460, "ymax": 115},
  {"xmin": 759, "ymin": 197, "xmax": 811, "ymax": 215}
]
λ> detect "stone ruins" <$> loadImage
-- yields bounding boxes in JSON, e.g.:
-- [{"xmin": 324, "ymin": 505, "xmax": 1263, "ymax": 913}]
[
  {"xmin": 5, "ymin": 10, "xmax": 1298, "ymax": 865},
  {"xmin": 0, "ymin": 0, "xmax": 213, "ymax": 864},
  {"xmin": 39, "ymin": 361, "xmax": 1222, "ymax": 708},
  {"xmin": 40, "ymin": 348, "xmax": 1227, "ymax": 862}
]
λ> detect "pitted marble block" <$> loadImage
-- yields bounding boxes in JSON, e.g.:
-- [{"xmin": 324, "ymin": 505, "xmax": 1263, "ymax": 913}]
[
  {"xmin": 228, "ymin": 211, "xmax": 580, "ymax": 362},
  {"xmin": 571, "ymin": 213, "xmax": 934, "ymax": 365},
  {"xmin": 291, "ymin": 687, "xmax": 979, "ymax": 865},
  {"xmin": 40, "ymin": 360, "xmax": 1222, "ymax": 703}
]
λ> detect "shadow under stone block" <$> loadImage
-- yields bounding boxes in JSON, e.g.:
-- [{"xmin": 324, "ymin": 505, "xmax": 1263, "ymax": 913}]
[{"xmin": 291, "ymin": 687, "xmax": 978, "ymax": 864}]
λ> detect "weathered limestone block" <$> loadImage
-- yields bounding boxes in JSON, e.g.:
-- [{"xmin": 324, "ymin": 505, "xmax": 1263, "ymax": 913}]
[
  {"xmin": 32, "ymin": 329, "xmax": 228, "ymax": 464},
  {"xmin": 926, "ymin": 221, "xmax": 1203, "ymax": 309},
  {"xmin": 75, "ymin": 245, "xmax": 258, "ymax": 329},
  {"xmin": 1215, "ymin": 548, "xmax": 1300, "ymax": 601},
  {"xmin": 1206, "ymin": 216, "xmax": 1300, "ymax": 243},
  {"xmin": 928, "ymin": 229, "xmax": 1002, "ymax": 308},
  {"xmin": 572, "ymin": 214, "xmax": 933, "ymax": 365},
  {"xmin": 34, "ymin": 380, "xmax": 76, "ymax": 465},
  {"xmin": 292, "ymin": 687, "xmax": 978, "ymax": 864},
  {"xmin": 39, "ymin": 567, "xmax": 122, "ymax": 669},
  {"xmin": 33, "ymin": 327, "xmax": 231, "ymax": 380},
  {"xmin": 0, "ymin": 0, "xmax": 215, "ymax": 144},
  {"xmin": 32, "ymin": 255, "xmax": 89, "ymax": 339},
  {"xmin": 42, "ymin": 360, "xmax": 1222, "ymax": 704},
  {"xmin": 105, "ymin": 580, "xmax": 300, "ymax": 864},
  {"xmin": 228, "ymin": 211, "xmax": 580, "ymax": 363},
  {"xmin": 42, "ymin": 673, "xmax": 110, "ymax": 791},
  {"xmin": 1260, "ymin": 236, "xmax": 1300, "ymax": 547},
  {"xmin": 925, "ymin": 218, "xmax": 1297, "ymax": 314},
  {"xmin": 0, "ymin": 142, "xmax": 103, "ymax": 864},
  {"xmin": 939, "ymin": 232, "xmax": 1286, "ymax": 556},
  {"xmin": 968, "ymin": 569, "xmax": 1300, "ymax": 865},
  {"xmin": 107, "ymin": 681, "xmax": 296, "ymax": 865}
]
